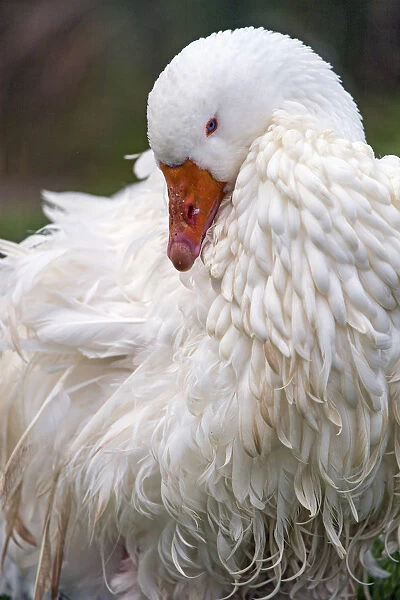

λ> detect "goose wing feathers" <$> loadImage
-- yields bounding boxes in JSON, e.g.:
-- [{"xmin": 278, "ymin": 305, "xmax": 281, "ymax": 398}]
[{"xmin": 1, "ymin": 111, "xmax": 400, "ymax": 599}]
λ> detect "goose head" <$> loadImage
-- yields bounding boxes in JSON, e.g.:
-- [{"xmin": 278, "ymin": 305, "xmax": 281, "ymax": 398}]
[{"xmin": 147, "ymin": 27, "xmax": 364, "ymax": 271}]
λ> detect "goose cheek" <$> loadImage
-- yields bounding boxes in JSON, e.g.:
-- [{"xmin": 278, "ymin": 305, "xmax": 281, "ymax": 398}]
[{"xmin": 160, "ymin": 159, "xmax": 226, "ymax": 271}]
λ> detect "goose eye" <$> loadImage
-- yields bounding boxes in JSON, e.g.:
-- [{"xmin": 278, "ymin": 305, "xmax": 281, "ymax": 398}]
[{"xmin": 206, "ymin": 117, "xmax": 218, "ymax": 136}]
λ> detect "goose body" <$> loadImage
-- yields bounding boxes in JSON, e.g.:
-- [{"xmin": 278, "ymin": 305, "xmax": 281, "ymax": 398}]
[{"xmin": 1, "ymin": 27, "xmax": 400, "ymax": 600}]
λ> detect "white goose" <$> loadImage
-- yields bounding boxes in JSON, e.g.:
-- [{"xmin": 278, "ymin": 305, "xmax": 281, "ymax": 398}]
[{"xmin": 1, "ymin": 27, "xmax": 400, "ymax": 600}]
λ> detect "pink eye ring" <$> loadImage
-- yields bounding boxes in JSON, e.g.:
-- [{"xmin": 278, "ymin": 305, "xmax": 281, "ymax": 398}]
[{"xmin": 206, "ymin": 117, "xmax": 218, "ymax": 136}]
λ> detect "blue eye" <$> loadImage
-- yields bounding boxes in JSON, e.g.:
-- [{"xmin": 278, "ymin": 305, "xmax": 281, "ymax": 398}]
[{"xmin": 206, "ymin": 117, "xmax": 218, "ymax": 136}]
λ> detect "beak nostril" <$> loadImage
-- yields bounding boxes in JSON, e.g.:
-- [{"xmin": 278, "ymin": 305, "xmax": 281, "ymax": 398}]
[{"xmin": 186, "ymin": 204, "xmax": 196, "ymax": 225}]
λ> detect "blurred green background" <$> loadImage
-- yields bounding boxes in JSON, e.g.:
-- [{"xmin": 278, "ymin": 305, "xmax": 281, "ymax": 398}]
[
  {"xmin": 0, "ymin": 1, "xmax": 400, "ymax": 599},
  {"xmin": 0, "ymin": 0, "xmax": 399, "ymax": 242}
]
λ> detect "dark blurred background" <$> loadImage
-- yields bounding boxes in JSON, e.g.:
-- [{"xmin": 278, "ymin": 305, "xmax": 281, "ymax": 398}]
[{"xmin": 0, "ymin": 0, "xmax": 399, "ymax": 240}]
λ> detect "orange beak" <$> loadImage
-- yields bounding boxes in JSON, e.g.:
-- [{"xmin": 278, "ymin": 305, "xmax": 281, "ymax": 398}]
[{"xmin": 160, "ymin": 160, "xmax": 226, "ymax": 271}]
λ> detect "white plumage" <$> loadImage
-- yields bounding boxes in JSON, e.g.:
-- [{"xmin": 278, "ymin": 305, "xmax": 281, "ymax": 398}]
[{"xmin": 1, "ymin": 27, "xmax": 400, "ymax": 600}]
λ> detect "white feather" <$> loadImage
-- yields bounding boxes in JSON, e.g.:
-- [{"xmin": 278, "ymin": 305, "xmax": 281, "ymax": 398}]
[{"xmin": 1, "ymin": 26, "xmax": 400, "ymax": 600}]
